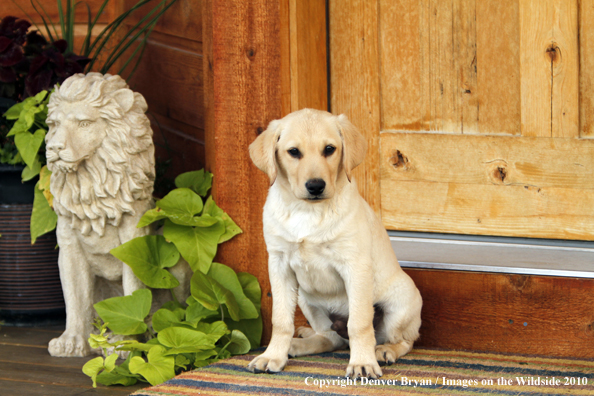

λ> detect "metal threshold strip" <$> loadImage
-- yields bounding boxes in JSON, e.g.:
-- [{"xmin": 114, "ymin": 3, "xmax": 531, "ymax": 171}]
[{"xmin": 389, "ymin": 232, "xmax": 594, "ymax": 278}]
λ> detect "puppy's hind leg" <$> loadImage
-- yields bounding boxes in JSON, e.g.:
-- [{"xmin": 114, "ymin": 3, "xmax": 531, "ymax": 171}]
[
  {"xmin": 374, "ymin": 300, "xmax": 422, "ymax": 366},
  {"xmin": 289, "ymin": 293, "xmax": 347, "ymax": 357}
]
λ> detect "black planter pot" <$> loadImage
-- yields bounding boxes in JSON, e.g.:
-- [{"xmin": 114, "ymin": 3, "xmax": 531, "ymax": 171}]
[{"xmin": 0, "ymin": 164, "xmax": 66, "ymax": 326}]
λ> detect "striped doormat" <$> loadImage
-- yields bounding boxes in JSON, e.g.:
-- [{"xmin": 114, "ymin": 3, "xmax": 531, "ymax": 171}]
[{"xmin": 131, "ymin": 348, "xmax": 594, "ymax": 395}]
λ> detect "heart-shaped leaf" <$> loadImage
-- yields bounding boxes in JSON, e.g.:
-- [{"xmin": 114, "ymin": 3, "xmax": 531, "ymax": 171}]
[
  {"xmin": 163, "ymin": 219, "xmax": 225, "ymax": 274},
  {"xmin": 203, "ymin": 196, "xmax": 242, "ymax": 243},
  {"xmin": 208, "ymin": 263, "xmax": 258, "ymax": 320},
  {"xmin": 190, "ymin": 270, "xmax": 239, "ymax": 321},
  {"xmin": 30, "ymin": 181, "xmax": 57, "ymax": 244},
  {"xmin": 136, "ymin": 207, "xmax": 168, "ymax": 228},
  {"xmin": 129, "ymin": 346, "xmax": 175, "ymax": 386},
  {"xmin": 174, "ymin": 169, "xmax": 213, "ymax": 197},
  {"xmin": 110, "ymin": 235, "xmax": 180, "ymax": 289},
  {"xmin": 94, "ymin": 289, "xmax": 152, "ymax": 335},
  {"xmin": 226, "ymin": 329, "xmax": 251, "ymax": 355},
  {"xmin": 82, "ymin": 356, "xmax": 105, "ymax": 388},
  {"xmin": 185, "ymin": 298, "xmax": 219, "ymax": 323},
  {"xmin": 157, "ymin": 327, "xmax": 217, "ymax": 352},
  {"xmin": 151, "ymin": 308, "xmax": 186, "ymax": 332},
  {"xmin": 156, "ymin": 188, "xmax": 204, "ymax": 226}
]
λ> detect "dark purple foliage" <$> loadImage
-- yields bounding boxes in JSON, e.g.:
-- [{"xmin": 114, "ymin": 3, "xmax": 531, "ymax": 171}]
[{"xmin": 0, "ymin": 16, "xmax": 90, "ymax": 101}]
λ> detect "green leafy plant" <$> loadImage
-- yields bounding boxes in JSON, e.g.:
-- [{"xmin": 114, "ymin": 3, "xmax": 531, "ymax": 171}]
[
  {"xmin": 83, "ymin": 170, "xmax": 262, "ymax": 387},
  {"xmin": 2, "ymin": 88, "xmax": 57, "ymax": 243},
  {"xmin": 1, "ymin": 0, "xmax": 178, "ymax": 241}
]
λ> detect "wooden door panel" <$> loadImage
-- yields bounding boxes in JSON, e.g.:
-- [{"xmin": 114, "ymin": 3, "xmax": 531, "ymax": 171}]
[{"xmin": 331, "ymin": 0, "xmax": 592, "ymax": 239}]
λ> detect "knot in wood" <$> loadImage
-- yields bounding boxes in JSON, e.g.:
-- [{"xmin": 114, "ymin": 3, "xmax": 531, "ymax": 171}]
[
  {"xmin": 495, "ymin": 166, "xmax": 507, "ymax": 182},
  {"xmin": 390, "ymin": 150, "xmax": 409, "ymax": 170},
  {"xmin": 486, "ymin": 160, "xmax": 508, "ymax": 184},
  {"xmin": 246, "ymin": 48, "xmax": 256, "ymax": 59},
  {"xmin": 546, "ymin": 44, "xmax": 559, "ymax": 63},
  {"xmin": 507, "ymin": 274, "xmax": 530, "ymax": 291}
]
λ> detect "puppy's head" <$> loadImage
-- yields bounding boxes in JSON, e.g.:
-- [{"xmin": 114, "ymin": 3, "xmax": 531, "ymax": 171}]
[{"xmin": 249, "ymin": 109, "xmax": 367, "ymax": 201}]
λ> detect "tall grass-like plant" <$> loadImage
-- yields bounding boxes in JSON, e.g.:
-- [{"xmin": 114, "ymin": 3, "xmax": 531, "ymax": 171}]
[{"xmin": 23, "ymin": 0, "xmax": 177, "ymax": 81}]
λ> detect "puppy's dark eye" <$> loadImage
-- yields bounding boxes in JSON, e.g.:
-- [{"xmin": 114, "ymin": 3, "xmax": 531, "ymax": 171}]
[
  {"xmin": 288, "ymin": 148, "xmax": 302, "ymax": 158},
  {"xmin": 324, "ymin": 145, "xmax": 336, "ymax": 157}
]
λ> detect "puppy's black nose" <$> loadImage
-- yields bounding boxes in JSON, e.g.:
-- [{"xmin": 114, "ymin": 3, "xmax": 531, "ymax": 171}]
[{"xmin": 305, "ymin": 179, "xmax": 326, "ymax": 196}]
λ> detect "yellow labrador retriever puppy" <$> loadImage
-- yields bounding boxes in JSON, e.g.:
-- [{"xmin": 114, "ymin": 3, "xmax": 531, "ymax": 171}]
[{"xmin": 248, "ymin": 109, "xmax": 422, "ymax": 379}]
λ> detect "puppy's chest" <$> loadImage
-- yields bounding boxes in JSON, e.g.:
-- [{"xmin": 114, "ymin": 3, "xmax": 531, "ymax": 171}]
[{"xmin": 285, "ymin": 240, "xmax": 346, "ymax": 296}]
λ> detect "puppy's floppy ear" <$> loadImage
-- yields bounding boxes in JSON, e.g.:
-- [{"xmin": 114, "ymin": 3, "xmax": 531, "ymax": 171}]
[
  {"xmin": 249, "ymin": 119, "xmax": 282, "ymax": 186},
  {"xmin": 337, "ymin": 114, "xmax": 367, "ymax": 182}
]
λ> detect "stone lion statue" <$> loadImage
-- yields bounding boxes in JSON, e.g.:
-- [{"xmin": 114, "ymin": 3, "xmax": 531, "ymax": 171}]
[{"xmin": 45, "ymin": 73, "xmax": 189, "ymax": 357}]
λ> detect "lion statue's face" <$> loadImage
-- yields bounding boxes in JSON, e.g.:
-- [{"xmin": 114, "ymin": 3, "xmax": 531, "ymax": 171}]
[{"xmin": 46, "ymin": 102, "xmax": 108, "ymax": 173}]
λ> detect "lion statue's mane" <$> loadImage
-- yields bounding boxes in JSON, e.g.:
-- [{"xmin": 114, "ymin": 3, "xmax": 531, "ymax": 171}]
[{"xmin": 47, "ymin": 73, "xmax": 155, "ymax": 236}]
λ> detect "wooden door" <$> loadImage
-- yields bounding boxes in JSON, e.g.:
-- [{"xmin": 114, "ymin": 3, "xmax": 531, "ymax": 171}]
[{"xmin": 330, "ymin": 0, "xmax": 594, "ymax": 240}]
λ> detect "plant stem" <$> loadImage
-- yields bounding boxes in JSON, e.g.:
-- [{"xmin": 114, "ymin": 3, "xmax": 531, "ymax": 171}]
[
  {"xmin": 169, "ymin": 288, "xmax": 180, "ymax": 307},
  {"xmin": 220, "ymin": 306, "xmax": 224, "ymax": 322},
  {"xmin": 147, "ymin": 323, "xmax": 156, "ymax": 338},
  {"xmin": 216, "ymin": 339, "xmax": 232, "ymax": 359}
]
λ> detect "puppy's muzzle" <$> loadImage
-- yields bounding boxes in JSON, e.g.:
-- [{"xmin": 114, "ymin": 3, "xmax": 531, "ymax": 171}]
[{"xmin": 305, "ymin": 178, "xmax": 326, "ymax": 197}]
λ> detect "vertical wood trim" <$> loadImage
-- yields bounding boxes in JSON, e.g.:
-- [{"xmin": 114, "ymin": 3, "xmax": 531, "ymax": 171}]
[
  {"xmin": 280, "ymin": 0, "xmax": 292, "ymax": 117},
  {"xmin": 289, "ymin": 0, "xmax": 328, "ymax": 112},
  {"xmin": 520, "ymin": 0, "xmax": 579, "ymax": 138},
  {"xmin": 203, "ymin": 0, "xmax": 282, "ymax": 345},
  {"xmin": 580, "ymin": 0, "xmax": 594, "ymax": 138},
  {"xmin": 330, "ymin": 0, "xmax": 381, "ymax": 215}
]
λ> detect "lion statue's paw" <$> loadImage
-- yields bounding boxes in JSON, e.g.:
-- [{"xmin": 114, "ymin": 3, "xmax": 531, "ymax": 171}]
[{"xmin": 48, "ymin": 332, "xmax": 93, "ymax": 357}]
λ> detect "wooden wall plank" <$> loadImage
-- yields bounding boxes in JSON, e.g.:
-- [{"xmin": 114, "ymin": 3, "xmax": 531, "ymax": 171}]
[
  {"xmin": 124, "ymin": 0, "xmax": 202, "ymax": 43},
  {"xmin": 289, "ymin": 0, "xmax": 327, "ymax": 112},
  {"xmin": 380, "ymin": 132, "xmax": 594, "ymax": 189},
  {"xmin": 4, "ymin": 0, "xmax": 113, "ymax": 23},
  {"xmin": 330, "ymin": 0, "xmax": 381, "ymax": 215},
  {"xmin": 580, "ymin": 0, "xmax": 594, "ymax": 138},
  {"xmin": 475, "ymin": 0, "xmax": 521, "ymax": 135},
  {"xmin": 204, "ymin": 0, "xmax": 281, "ymax": 345},
  {"xmin": 520, "ymin": 0, "xmax": 579, "ymax": 138},
  {"xmin": 407, "ymin": 269, "xmax": 594, "ymax": 358},
  {"xmin": 129, "ymin": 41, "xmax": 204, "ymax": 130},
  {"xmin": 150, "ymin": 112, "xmax": 205, "ymax": 190}
]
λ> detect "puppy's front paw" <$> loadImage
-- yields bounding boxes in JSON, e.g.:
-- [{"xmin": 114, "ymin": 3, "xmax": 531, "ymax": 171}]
[
  {"xmin": 248, "ymin": 354, "xmax": 288, "ymax": 374},
  {"xmin": 346, "ymin": 361, "xmax": 383, "ymax": 379}
]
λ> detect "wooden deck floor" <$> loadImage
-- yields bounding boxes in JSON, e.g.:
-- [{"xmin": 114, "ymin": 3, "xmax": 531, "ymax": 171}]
[{"xmin": 0, "ymin": 324, "xmax": 148, "ymax": 396}]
